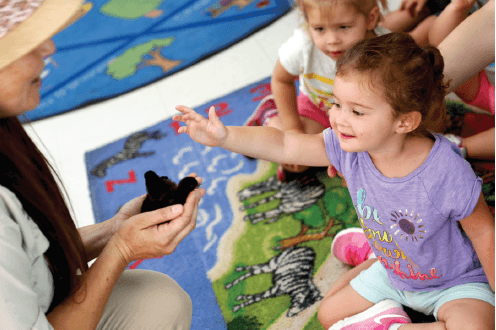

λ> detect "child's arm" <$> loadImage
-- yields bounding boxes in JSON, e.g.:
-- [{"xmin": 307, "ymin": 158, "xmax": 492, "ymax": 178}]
[
  {"xmin": 174, "ymin": 105, "xmax": 332, "ymax": 167},
  {"xmin": 271, "ymin": 60, "xmax": 304, "ymax": 133},
  {"xmin": 400, "ymin": 0, "xmax": 429, "ymax": 17},
  {"xmin": 428, "ymin": 0, "xmax": 478, "ymax": 46},
  {"xmin": 438, "ymin": 0, "xmax": 495, "ymax": 92},
  {"xmin": 459, "ymin": 193, "xmax": 495, "ymax": 291}
]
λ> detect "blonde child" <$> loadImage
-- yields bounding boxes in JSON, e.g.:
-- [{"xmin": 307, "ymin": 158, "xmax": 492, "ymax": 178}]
[
  {"xmin": 245, "ymin": 0, "xmax": 388, "ymax": 181},
  {"xmin": 174, "ymin": 33, "xmax": 494, "ymax": 329}
]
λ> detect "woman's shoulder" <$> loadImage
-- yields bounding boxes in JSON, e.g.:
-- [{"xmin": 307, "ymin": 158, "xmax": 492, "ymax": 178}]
[{"xmin": 0, "ymin": 185, "xmax": 23, "ymax": 224}]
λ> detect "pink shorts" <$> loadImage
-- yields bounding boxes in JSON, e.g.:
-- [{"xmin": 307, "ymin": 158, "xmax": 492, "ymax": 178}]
[
  {"xmin": 468, "ymin": 70, "xmax": 495, "ymax": 115},
  {"xmin": 297, "ymin": 93, "xmax": 332, "ymax": 129}
]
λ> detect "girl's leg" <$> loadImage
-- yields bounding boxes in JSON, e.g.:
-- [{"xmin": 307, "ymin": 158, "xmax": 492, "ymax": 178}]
[
  {"xmin": 97, "ymin": 269, "xmax": 192, "ymax": 330},
  {"xmin": 318, "ymin": 283, "xmax": 375, "ymax": 329},
  {"xmin": 437, "ymin": 298, "xmax": 495, "ymax": 329},
  {"xmin": 397, "ymin": 299, "xmax": 494, "ymax": 329},
  {"xmin": 318, "ymin": 259, "xmax": 377, "ymax": 328}
]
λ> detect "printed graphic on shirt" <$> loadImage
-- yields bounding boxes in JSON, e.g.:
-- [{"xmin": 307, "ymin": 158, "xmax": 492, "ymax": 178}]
[
  {"xmin": 389, "ymin": 210, "xmax": 426, "ymax": 242},
  {"xmin": 355, "ymin": 188, "xmax": 443, "ymax": 283},
  {"xmin": 302, "ymin": 73, "xmax": 334, "ymax": 110}
]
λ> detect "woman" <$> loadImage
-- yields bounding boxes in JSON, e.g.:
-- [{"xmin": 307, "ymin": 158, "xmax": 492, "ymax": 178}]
[{"xmin": 0, "ymin": 0, "xmax": 205, "ymax": 329}]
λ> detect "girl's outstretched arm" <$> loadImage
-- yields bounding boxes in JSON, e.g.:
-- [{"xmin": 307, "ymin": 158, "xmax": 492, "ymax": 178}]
[
  {"xmin": 174, "ymin": 105, "xmax": 331, "ymax": 167},
  {"xmin": 459, "ymin": 193, "xmax": 495, "ymax": 291}
]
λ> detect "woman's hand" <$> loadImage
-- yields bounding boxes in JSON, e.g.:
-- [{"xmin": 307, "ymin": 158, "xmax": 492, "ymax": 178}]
[
  {"xmin": 110, "ymin": 173, "xmax": 202, "ymax": 235},
  {"xmin": 173, "ymin": 105, "xmax": 228, "ymax": 147},
  {"xmin": 109, "ymin": 180, "xmax": 205, "ymax": 265}
]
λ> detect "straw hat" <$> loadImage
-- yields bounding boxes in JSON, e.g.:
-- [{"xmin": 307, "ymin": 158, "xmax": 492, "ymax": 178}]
[{"xmin": 0, "ymin": 0, "xmax": 84, "ymax": 70}]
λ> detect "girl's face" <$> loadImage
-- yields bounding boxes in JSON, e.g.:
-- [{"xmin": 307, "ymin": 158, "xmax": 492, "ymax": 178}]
[
  {"xmin": 329, "ymin": 74, "xmax": 403, "ymax": 155},
  {"xmin": 306, "ymin": 4, "xmax": 377, "ymax": 61},
  {"xmin": 0, "ymin": 39, "xmax": 56, "ymax": 117}
]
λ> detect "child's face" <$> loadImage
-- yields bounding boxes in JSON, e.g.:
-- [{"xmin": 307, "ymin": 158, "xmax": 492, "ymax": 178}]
[
  {"xmin": 329, "ymin": 75, "xmax": 403, "ymax": 154},
  {"xmin": 306, "ymin": 4, "xmax": 374, "ymax": 61}
]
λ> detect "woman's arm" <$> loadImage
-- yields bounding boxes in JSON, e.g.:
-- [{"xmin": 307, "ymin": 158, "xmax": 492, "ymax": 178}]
[
  {"xmin": 459, "ymin": 193, "xmax": 495, "ymax": 291},
  {"xmin": 271, "ymin": 60, "xmax": 302, "ymax": 132},
  {"xmin": 47, "ymin": 188, "xmax": 204, "ymax": 329},
  {"xmin": 78, "ymin": 195, "xmax": 146, "ymax": 262},
  {"xmin": 77, "ymin": 221, "xmax": 115, "ymax": 262}
]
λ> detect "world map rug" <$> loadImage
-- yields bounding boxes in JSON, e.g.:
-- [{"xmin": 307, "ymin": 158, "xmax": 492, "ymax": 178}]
[
  {"xmin": 85, "ymin": 76, "xmax": 359, "ymax": 330},
  {"xmin": 85, "ymin": 77, "xmax": 494, "ymax": 329},
  {"xmin": 21, "ymin": 0, "xmax": 292, "ymax": 122}
]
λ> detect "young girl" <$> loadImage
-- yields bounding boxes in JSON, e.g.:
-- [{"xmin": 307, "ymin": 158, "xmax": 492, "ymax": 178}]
[
  {"xmin": 174, "ymin": 33, "xmax": 495, "ymax": 328},
  {"xmin": 246, "ymin": 0, "xmax": 387, "ymax": 181}
]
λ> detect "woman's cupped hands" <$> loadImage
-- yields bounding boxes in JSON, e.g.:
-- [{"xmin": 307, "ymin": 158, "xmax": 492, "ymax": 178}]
[{"xmin": 109, "ymin": 173, "xmax": 205, "ymax": 266}]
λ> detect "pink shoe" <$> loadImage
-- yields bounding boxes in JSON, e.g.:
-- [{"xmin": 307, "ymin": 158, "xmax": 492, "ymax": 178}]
[
  {"xmin": 245, "ymin": 94, "xmax": 278, "ymax": 127},
  {"xmin": 329, "ymin": 299, "xmax": 412, "ymax": 330},
  {"xmin": 332, "ymin": 228, "xmax": 373, "ymax": 266},
  {"xmin": 277, "ymin": 165, "xmax": 286, "ymax": 182}
]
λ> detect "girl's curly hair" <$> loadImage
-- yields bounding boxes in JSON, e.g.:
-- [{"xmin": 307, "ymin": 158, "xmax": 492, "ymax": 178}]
[{"xmin": 336, "ymin": 32, "xmax": 450, "ymax": 131}]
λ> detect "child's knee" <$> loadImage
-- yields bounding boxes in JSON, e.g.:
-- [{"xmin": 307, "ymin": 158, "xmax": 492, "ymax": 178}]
[
  {"xmin": 439, "ymin": 299, "xmax": 494, "ymax": 330},
  {"xmin": 317, "ymin": 295, "xmax": 343, "ymax": 328}
]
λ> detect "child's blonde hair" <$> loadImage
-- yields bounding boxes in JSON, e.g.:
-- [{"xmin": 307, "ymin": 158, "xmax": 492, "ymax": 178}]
[{"xmin": 295, "ymin": 0, "xmax": 387, "ymax": 23}]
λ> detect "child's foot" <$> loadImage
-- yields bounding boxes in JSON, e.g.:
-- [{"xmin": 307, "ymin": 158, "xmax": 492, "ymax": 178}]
[
  {"xmin": 245, "ymin": 94, "xmax": 278, "ymax": 127},
  {"xmin": 443, "ymin": 133, "xmax": 467, "ymax": 158},
  {"xmin": 331, "ymin": 228, "xmax": 374, "ymax": 266},
  {"xmin": 329, "ymin": 299, "xmax": 412, "ymax": 330}
]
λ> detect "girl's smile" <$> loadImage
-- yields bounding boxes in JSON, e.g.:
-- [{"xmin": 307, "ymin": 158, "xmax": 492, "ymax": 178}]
[
  {"xmin": 340, "ymin": 132, "xmax": 355, "ymax": 139},
  {"xmin": 329, "ymin": 75, "xmax": 403, "ymax": 155}
]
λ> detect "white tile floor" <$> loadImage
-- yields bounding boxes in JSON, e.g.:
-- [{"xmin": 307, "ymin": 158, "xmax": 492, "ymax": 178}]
[{"xmin": 24, "ymin": 2, "xmax": 400, "ymax": 229}]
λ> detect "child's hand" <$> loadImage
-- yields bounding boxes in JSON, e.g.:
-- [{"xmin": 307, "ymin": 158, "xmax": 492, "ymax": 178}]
[
  {"xmin": 448, "ymin": 0, "xmax": 477, "ymax": 12},
  {"xmin": 400, "ymin": 0, "xmax": 428, "ymax": 17},
  {"xmin": 173, "ymin": 105, "xmax": 228, "ymax": 147}
]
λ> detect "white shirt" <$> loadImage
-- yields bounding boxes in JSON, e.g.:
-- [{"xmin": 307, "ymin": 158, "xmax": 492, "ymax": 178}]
[
  {"xmin": 0, "ymin": 185, "xmax": 55, "ymax": 330},
  {"xmin": 278, "ymin": 26, "xmax": 389, "ymax": 111}
]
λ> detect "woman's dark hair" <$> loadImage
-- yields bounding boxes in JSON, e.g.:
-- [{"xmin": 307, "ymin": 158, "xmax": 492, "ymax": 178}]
[
  {"xmin": 0, "ymin": 117, "xmax": 88, "ymax": 312},
  {"xmin": 336, "ymin": 32, "xmax": 450, "ymax": 131}
]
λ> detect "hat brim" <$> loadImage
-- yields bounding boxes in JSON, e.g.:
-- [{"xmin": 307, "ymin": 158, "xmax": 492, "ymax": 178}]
[{"xmin": 0, "ymin": 0, "xmax": 84, "ymax": 71}]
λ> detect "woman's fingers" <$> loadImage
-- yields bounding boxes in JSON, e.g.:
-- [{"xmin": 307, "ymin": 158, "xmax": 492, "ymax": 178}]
[{"xmin": 157, "ymin": 188, "xmax": 204, "ymax": 249}]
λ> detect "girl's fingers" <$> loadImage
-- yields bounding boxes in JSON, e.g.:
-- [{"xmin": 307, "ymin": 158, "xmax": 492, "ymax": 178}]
[{"xmin": 175, "ymin": 105, "xmax": 193, "ymax": 114}]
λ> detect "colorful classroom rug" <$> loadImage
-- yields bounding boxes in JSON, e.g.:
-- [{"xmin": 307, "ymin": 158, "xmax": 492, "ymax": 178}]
[
  {"xmin": 85, "ymin": 76, "xmax": 359, "ymax": 330},
  {"xmin": 21, "ymin": 0, "xmax": 292, "ymax": 122},
  {"xmin": 85, "ymin": 77, "xmax": 495, "ymax": 329}
]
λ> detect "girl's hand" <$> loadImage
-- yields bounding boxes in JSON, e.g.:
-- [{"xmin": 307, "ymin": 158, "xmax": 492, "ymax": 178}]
[
  {"xmin": 400, "ymin": 0, "xmax": 428, "ymax": 17},
  {"xmin": 109, "ymin": 182, "xmax": 205, "ymax": 265},
  {"xmin": 174, "ymin": 105, "xmax": 228, "ymax": 147},
  {"xmin": 449, "ymin": 0, "xmax": 478, "ymax": 12}
]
